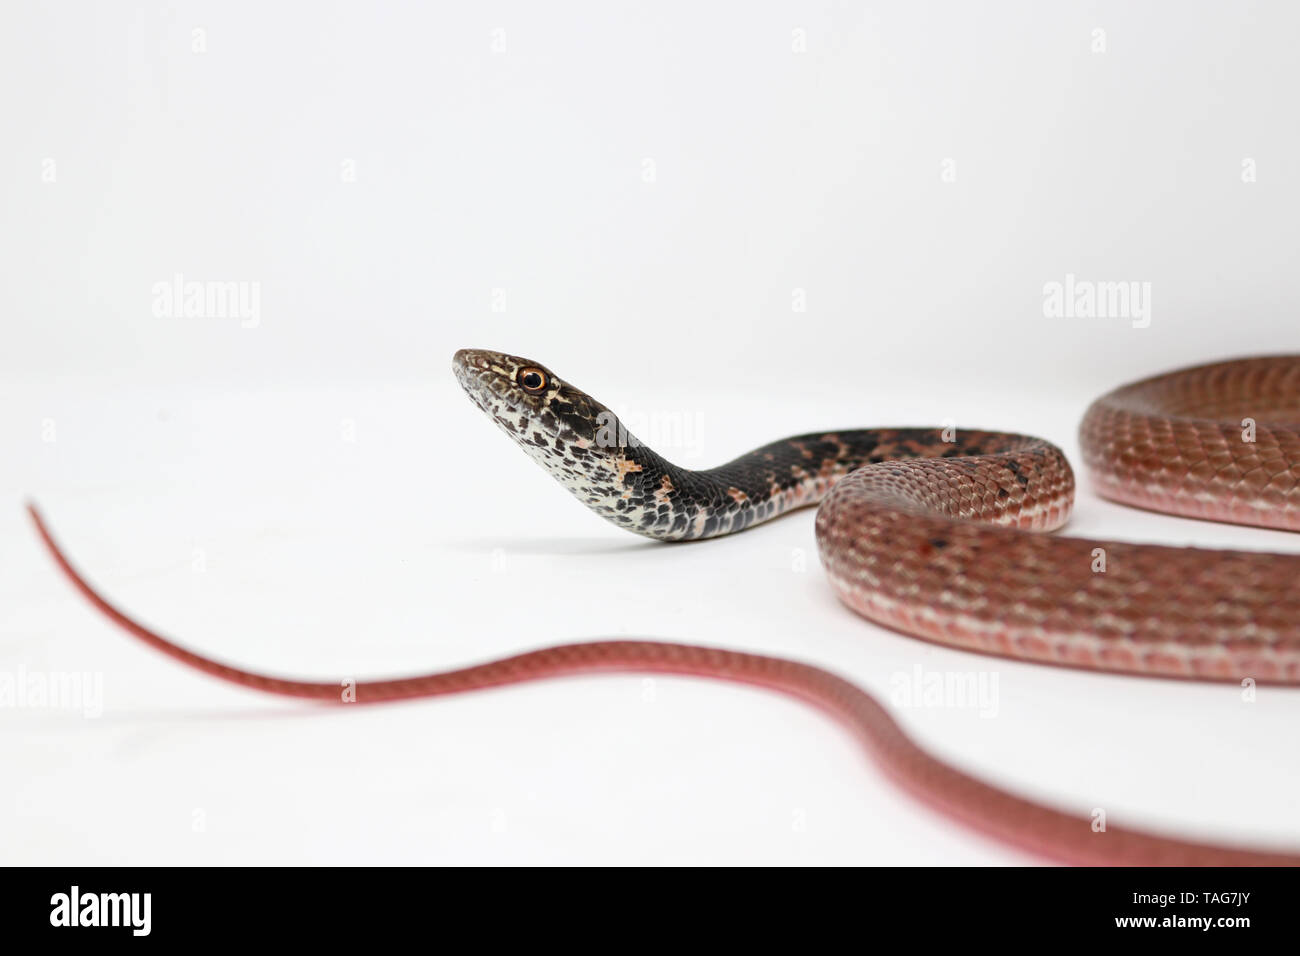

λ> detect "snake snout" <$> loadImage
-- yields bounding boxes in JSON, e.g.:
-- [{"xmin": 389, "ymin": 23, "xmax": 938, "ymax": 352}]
[
  {"xmin": 452, "ymin": 348, "xmax": 490, "ymax": 373},
  {"xmin": 452, "ymin": 349, "xmax": 502, "ymax": 396}
]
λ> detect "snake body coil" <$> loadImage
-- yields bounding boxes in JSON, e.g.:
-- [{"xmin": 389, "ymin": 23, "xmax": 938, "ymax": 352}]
[{"xmin": 28, "ymin": 351, "xmax": 1300, "ymax": 865}]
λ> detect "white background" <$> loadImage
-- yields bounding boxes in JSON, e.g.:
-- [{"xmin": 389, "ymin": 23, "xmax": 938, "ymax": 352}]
[{"xmin": 3, "ymin": 1, "xmax": 1299, "ymax": 864}]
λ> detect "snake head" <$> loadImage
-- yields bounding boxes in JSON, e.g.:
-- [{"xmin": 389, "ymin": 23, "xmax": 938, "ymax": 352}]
[
  {"xmin": 453, "ymin": 347, "xmax": 610, "ymax": 452},
  {"xmin": 454, "ymin": 347, "xmax": 683, "ymax": 537}
]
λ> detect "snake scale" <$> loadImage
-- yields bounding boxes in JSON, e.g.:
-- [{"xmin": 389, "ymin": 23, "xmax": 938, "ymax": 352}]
[{"xmin": 27, "ymin": 351, "xmax": 1300, "ymax": 865}]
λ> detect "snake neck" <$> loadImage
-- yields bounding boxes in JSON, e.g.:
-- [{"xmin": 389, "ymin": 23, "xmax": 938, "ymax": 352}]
[{"xmin": 575, "ymin": 426, "xmax": 1048, "ymax": 542}]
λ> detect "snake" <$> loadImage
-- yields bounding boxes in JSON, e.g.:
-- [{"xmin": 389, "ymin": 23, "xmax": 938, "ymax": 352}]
[{"xmin": 26, "ymin": 351, "xmax": 1300, "ymax": 865}]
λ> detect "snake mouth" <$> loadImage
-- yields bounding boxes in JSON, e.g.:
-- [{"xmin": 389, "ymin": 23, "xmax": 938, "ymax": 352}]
[
  {"xmin": 451, "ymin": 348, "xmax": 490, "ymax": 391},
  {"xmin": 452, "ymin": 348, "xmax": 512, "ymax": 412}
]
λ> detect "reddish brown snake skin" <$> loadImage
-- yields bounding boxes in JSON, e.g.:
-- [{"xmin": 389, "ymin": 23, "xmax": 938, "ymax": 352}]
[{"xmin": 28, "ymin": 355, "xmax": 1300, "ymax": 865}]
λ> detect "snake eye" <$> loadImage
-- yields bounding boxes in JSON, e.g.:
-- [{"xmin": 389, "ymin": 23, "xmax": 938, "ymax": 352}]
[{"xmin": 517, "ymin": 367, "xmax": 548, "ymax": 393}]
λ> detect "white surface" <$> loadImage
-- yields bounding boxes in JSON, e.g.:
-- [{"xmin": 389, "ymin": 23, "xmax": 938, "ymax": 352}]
[{"xmin": 3, "ymin": 1, "xmax": 1300, "ymax": 865}]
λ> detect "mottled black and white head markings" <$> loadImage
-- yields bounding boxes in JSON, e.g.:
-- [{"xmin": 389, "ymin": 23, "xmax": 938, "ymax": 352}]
[
  {"xmin": 454, "ymin": 348, "xmax": 1050, "ymax": 542},
  {"xmin": 453, "ymin": 348, "xmax": 605, "ymax": 455},
  {"xmin": 454, "ymin": 347, "xmax": 677, "ymax": 537}
]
